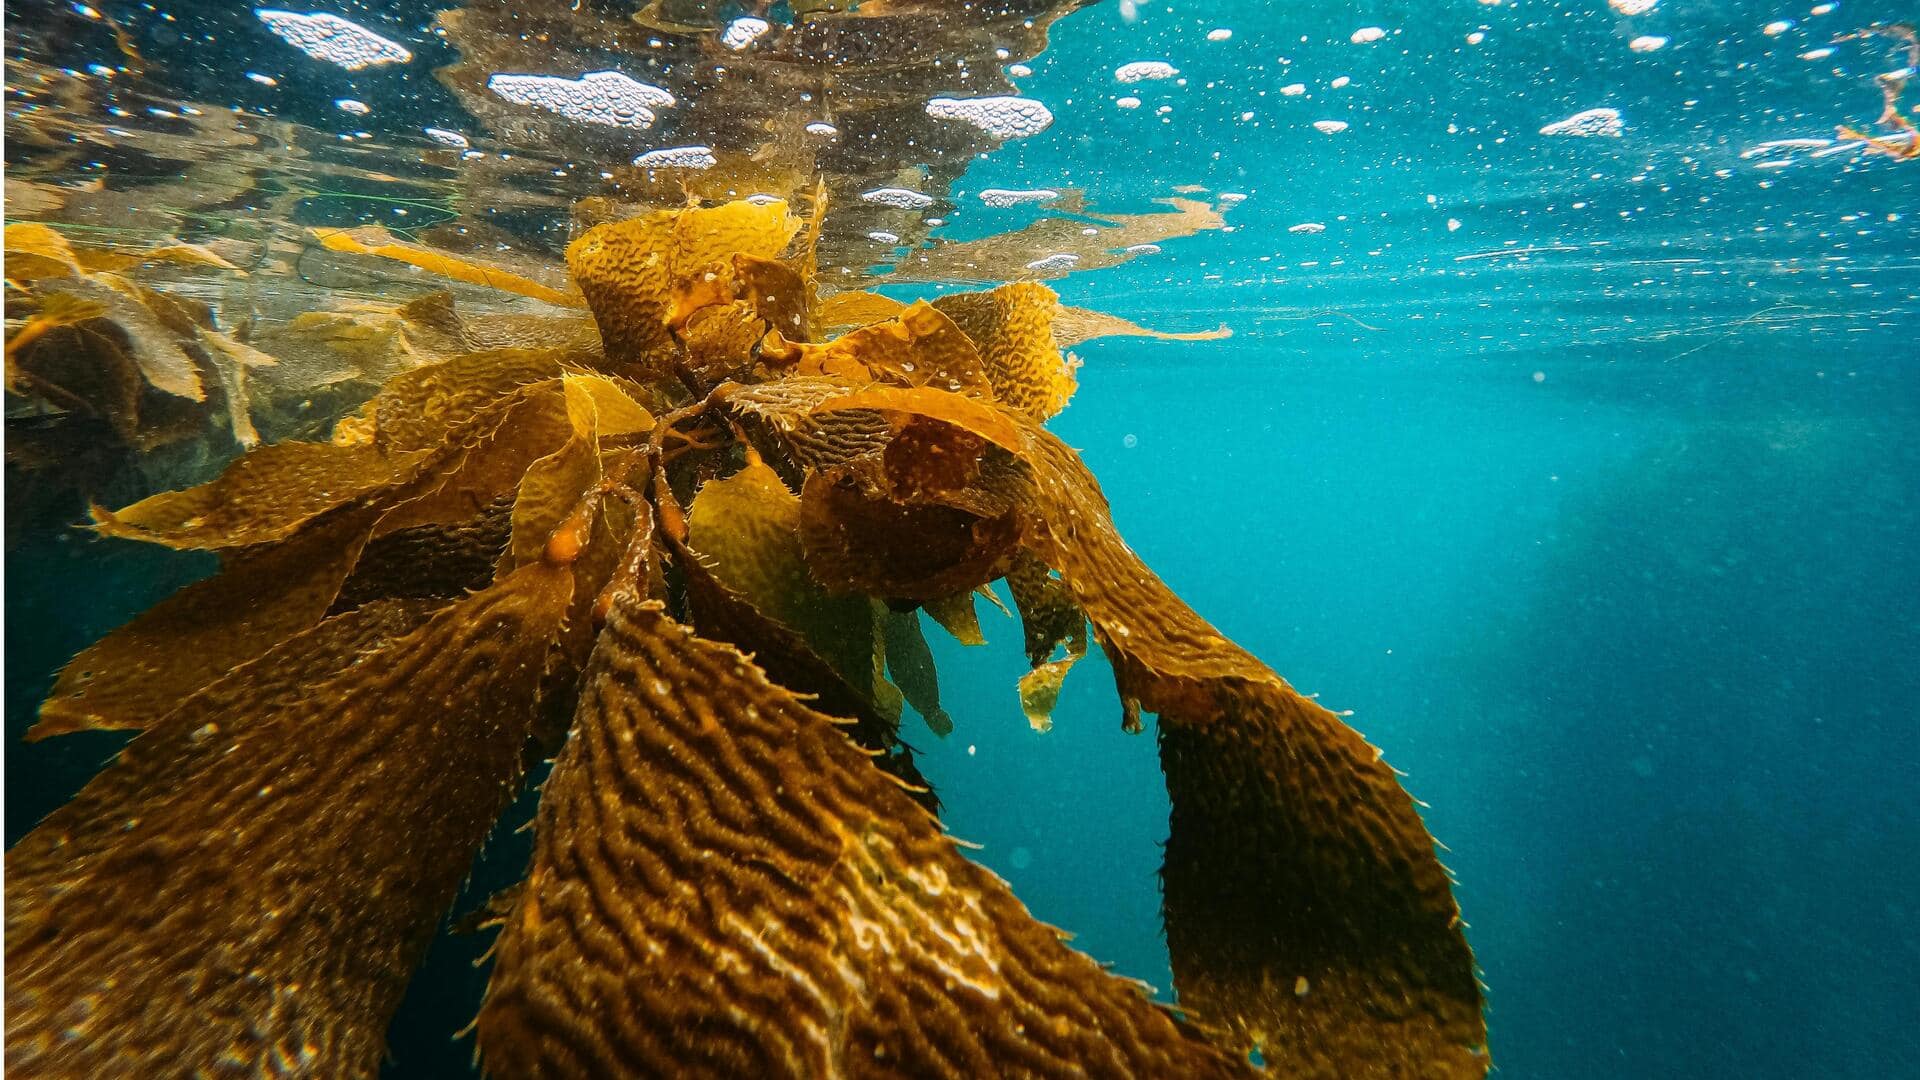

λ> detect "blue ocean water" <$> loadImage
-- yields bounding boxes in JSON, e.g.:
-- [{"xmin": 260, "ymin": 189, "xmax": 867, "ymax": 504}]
[{"xmin": 6, "ymin": 0, "xmax": 1917, "ymax": 1077}]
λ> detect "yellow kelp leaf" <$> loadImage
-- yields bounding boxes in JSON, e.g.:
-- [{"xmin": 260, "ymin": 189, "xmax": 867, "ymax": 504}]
[
  {"xmin": 732, "ymin": 252, "xmax": 811, "ymax": 341},
  {"xmin": 774, "ymin": 300, "xmax": 990, "ymax": 392},
  {"xmin": 6, "ymin": 560, "xmax": 574, "ymax": 1079},
  {"xmin": 94, "ymin": 440, "xmax": 413, "ymax": 549},
  {"xmin": 682, "ymin": 301, "xmax": 766, "ymax": 384},
  {"xmin": 810, "ymin": 384, "xmax": 1026, "ymax": 455},
  {"xmin": 1007, "ymin": 417, "xmax": 1488, "ymax": 1077},
  {"xmin": 312, "ymin": 225, "xmax": 585, "ymax": 308},
  {"xmin": 923, "ymin": 589, "xmax": 988, "ymax": 646},
  {"xmin": 567, "ymin": 199, "xmax": 800, "ymax": 372},
  {"xmin": 74, "ymin": 242, "xmax": 245, "ymax": 275},
  {"xmin": 38, "ymin": 273, "xmax": 205, "ymax": 402},
  {"xmin": 1052, "ymin": 305, "xmax": 1232, "ymax": 349},
  {"xmin": 33, "ymin": 509, "xmax": 376, "ymax": 738},
  {"xmin": 4, "ymin": 293, "xmax": 108, "ymax": 366},
  {"xmin": 686, "ymin": 454, "xmax": 895, "ymax": 717},
  {"xmin": 4, "ymin": 221, "xmax": 83, "ymax": 279},
  {"xmin": 1016, "ymin": 623, "xmax": 1087, "ymax": 735},
  {"xmin": 372, "ymin": 348, "xmax": 570, "ymax": 453},
  {"xmin": 474, "ymin": 597, "xmax": 1255, "ymax": 1080},
  {"xmin": 561, "ymin": 372, "xmax": 654, "ymax": 435},
  {"xmin": 504, "ymin": 378, "xmax": 601, "ymax": 570},
  {"xmin": 816, "ymin": 288, "xmax": 907, "ymax": 332},
  {"xmin": 373, "ymin": 381, "xmax": 578, "ymax": 535},
  {"xmin": 933, "ymin": 282, "xmax": 1077, "ymax": 421},
  {"xmin": 884, "ymin": 608, "xmax": 953, "ymax": 736}
]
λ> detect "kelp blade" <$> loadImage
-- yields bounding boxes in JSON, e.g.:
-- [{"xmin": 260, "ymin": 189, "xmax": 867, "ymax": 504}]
[
  {"xmin": 475, "ymin": 598, "xmax": 1254, "ymax": 1079},
  {"xmin": 5, "ymin": 562, "xmax": 574, "ymax": 1078}
]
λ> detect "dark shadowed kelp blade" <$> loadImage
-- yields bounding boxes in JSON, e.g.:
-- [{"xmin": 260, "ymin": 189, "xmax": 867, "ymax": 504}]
[
  {"xmin": 5, "ymin": 561, "xmax": 575, "ymax": 1078},
  {"xmin": 475, "ymin": 597, "xmax": 1256, "ymax": 1079}
]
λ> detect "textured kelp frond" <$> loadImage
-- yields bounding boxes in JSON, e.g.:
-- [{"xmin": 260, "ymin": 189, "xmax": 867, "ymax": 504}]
[
  {"xmin": 89, "ymin": 348, "xmax": 586, "ymax": 548},
  {"xmin": 566, "ymin": 200, "xmax": 802, "ymax": 372},
  {"xmin": 797, "ymin": 463, "xmax": 1022, "ymax": 602},
  {"xmin": 5, "ymin": 560, "xmax": 576, "ymax": 1078},
  {"xmin": 311, "ymin": 225, "xmax": 587, "ymax": 308},
  {"xmin": 473, "ymin": 595, "xmax": 1256, "ymax": 1079},
  {"xmin": 1051, "ymin": 305, "xmax": 1233, "ymax": 348},
  {"xmin": 932, "ymin": 283, "xmax": 1078, "ymax": 420},
  {"xmin": 32, "ymin": 508, "xmax": 375, "ymax": 738},
  {"xmin": 1004, "ymin": 419, "xmax": 1490, "ymax": 1077},
  {"xmin": 766, "ymin": 299, "xmax": 992, "ymax": 392}
]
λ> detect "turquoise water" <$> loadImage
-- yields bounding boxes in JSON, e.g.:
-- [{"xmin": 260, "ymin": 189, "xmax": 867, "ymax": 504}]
[{"xmin": 7, "ymin": 0, "xmax": 1917, "ymax": 1076}]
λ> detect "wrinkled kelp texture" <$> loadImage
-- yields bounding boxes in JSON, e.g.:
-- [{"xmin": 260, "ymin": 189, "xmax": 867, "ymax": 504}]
[{"xmin": 7, "ymin": 195, "xmax": 1487, "ymax": 1079}]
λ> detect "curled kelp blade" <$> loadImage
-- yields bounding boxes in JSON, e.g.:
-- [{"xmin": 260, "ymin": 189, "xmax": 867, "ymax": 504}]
[
  {"xmin": 474, "ymin": 595, "xmax": 1255, "ymax": 1079},
  {"xmin": 1008, "ymin": 422, "xmax": 1489, "ymax": 1077},
  {"xmin": 5, "ymin": 559, "xmax": 575, "ymax": 1079}
]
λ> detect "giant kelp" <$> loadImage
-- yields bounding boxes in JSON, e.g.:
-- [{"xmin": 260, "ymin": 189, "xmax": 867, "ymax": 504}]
[{"xmin": 7, "ymin": 193, "xmax": 1488, "ymax": 1078}]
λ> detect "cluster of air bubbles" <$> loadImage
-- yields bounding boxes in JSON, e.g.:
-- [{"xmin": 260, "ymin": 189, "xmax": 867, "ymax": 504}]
[
  {"xmin": 1349, "ymin": 26, "xmax": 1387, "ymax": 45},
  {"xmin": 488, "ymin": 71, "xmax": 675, "ymax": 130},
  {"xmin": 1024, "ymin": 253, "xmax": 1079, "ymax": 272},
  {"xmin": 333, "ymin": 98, "xmax": 369, "ymax": 115},
  {"xmin": 632, "ymin": 145, "xmax": 716, "ymax": 170},
  {"xmin": 254, "ymin": 9, "xmax": 412, "ymax": 70},
  {"xmin": 1313, "ymin": 119, "xmax": 1350, "ymax": 134},
  {"xmin": 977, "ymin": 188, "xmax": 1061, "ymax": 208},
  {"xmin": 804, "ymin": 122, "xmax": 838, "ymax": 137},
  {"xmin": 1114, "ymin": 61, "xmax": 1178, "ymax": 83},
  {"xmin": 867, "ymin": 231, "xmax": 902, "ymax": 244},
  {"xmin": 860, "ymin": 188, "xmax": 935, "ymax": 210},
  {"xmin": 423, "ymin": 127, "xmax": 470, "ymax": 148},
  {"xmin": 720, "ymin": 17, "xmax": 771, "ymax": 50},
  {"xmin": 1629, "ymin": 36, "xmax": 1668, "ymax": 52},
  {"xmin": 1540, "ymin": 108, "xmax": 1623, "ymax": 138},
  {"xmin": 1608, "ymin": 0, "xmax": 1659, "ymax": 14},
  {"xmin": 925, "ymin": 96, "xmax": 1055, "ymax": 139}
]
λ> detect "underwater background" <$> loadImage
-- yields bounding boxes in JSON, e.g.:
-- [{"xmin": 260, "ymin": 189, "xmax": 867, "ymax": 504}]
[{"xmin": 5, "ymin": 0, "xmax": 1915, "ymax": 1077}]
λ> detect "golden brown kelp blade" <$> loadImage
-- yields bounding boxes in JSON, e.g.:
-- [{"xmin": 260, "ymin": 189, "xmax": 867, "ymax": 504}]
[
  {"xmin": 1008, "ymin": 423, "xmax": 1489, "ymax": 1077},
  {"xmin": 5, "ymin": 560, "xmax": 575, "ymax": 1078},
  {"xmin": 474, "ymin": 595, "xmax": 1256, "ymax": 1079},
  {"xmin": 32, "ymin": 508, "xmax": 374, "ymax": 738}
]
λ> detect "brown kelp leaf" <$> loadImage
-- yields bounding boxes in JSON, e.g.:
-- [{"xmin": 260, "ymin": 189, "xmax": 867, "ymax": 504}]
[
  {"xmin": 717, "ymin": 376, "xmax": 896, "ymax": 471},
  {"xmin": 773, "ymin": 300, "xmax": 991, "ymax": 392},
  {"xmin": 682, "ymin": 301, "xmax": 767, "ymax": 384},
  {"xmin": 798, "ymin": 465, "xmax": 1021, "ymax": 603},
  {"xmin": 810, "ymin": 384, "xmax": 1027, "ymax": 454},
  {"xmin": 732, "ymin": 252, "xmax": 812, "ymax": 342},
  {"xmin": 933, "ymin": 282, "xmax": 1077, "ymax": 421},
  {"xmin": 686, "ymin": 454, "xmax": 897, "ymax": 718},
  {"xmin": 504, "ymin": 378, "xmax": 602, "ymax": 570},
  {"xmin": 816, "ymin": 288, "xmax": 907, "ymax": 332},
  {"xmin": 1052, "ymin": 305, "xmax": 1232, "ymax": 349},
  {"xmin": 923, "ymin": 589, "xmax": 988, "ymax": 646},
  {"xmin": 93, "ymin": 439, "xmax": 415, "ymax": 549},
  {"xmin": 38, "ymin": 273, "xmax": 206, "ymax": 402},
  {"xmin": 665, "ymin": 520, "xmax": 936, "ymax": 812},
  {"xmin": 5, "ymin": 560, "xmax": 575, "ymax": 1079},
  {"xmin": 373, "ymin": 381, "xmax": 578, "ymax": 535},
  {"xmin": 373, "ymin": 348, "xmax": 572, "ymax": 452},
  {"xmin": 884, "ymin": 607, "xmax": 953, "ymax": 736},
  {"xmin": 33, "ymin": 509, "xmax": 377, "ymax": 738},
  {"xmin": 5, "ymin": 221, "xmax": 85, "ymax": 279},
  {"xmin": 561, "ymin": 372, "xmax": 655, "ymax": 436},
  {"xmin": 473, "ymin": 597, "xmax": 1255, "ymax": 1079},
  {"xmin": 1004, "ymin": 551, "xmax": 1091, "ymax": 734},
  {"xmin": 312, "ymin": 225, "xmax": 586, "ymax": 308},
  {"xmin": 332, "ymin": 496, "xmax": 513, "ymax": 613},
  {"xmin": 567, "ymin": 200, "xmax": 800, "ymax": 371},
  {"xmin": 1011, "ymin": 421, "xmax": 1488, "ymax": 1076}
]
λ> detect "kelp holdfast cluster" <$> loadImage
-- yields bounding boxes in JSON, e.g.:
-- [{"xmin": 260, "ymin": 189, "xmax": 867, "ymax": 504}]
[{"xmin": 6, "ymin": 197, "xmax": 1488, "ymax": 1079}]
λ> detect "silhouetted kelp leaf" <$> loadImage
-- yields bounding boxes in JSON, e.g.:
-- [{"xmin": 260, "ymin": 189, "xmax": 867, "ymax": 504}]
[
  {"xmin": 922, "ymin": 588, "xmax": 989, "ymax": 646},
  {"xmin": 5, "ymin": 559, "xmax": 576, "ymax": 1078},
  {"xmin": 473, "ymin": 595, "xmax": 1255, "ymax": 1079},
  {"xmin": 32, "ymin": 508, "xmax": 376, "ymax": 738},
  {"xmin": 883, "ymin": 607, "xmax": 953, "ymax": 737}
]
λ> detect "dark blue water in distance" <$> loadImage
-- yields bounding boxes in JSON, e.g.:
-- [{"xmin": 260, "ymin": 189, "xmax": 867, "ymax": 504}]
[{"xmin": 6, "ymin": 1, "xmax": 1917, "ymax": 1077}]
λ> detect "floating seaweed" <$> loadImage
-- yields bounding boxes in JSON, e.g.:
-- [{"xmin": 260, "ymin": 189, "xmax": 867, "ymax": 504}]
[{"xmin": 6, "ymin": 194, "xmax": 1488, "ymax": 1078}]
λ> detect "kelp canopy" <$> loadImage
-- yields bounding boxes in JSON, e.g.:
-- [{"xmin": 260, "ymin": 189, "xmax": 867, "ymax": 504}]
[
  {"xmin": 6, "ymin": 190, "xmax": 1485, "ymax": 1078},
  {"xmin": 6, "ymin": 2, "xmax": 1484, "ymax": 1078}
]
